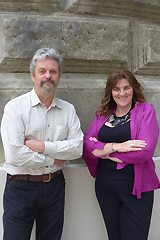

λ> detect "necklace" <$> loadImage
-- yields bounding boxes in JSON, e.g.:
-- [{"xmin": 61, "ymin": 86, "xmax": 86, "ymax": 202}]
[{"xmin": 105, "ymin": 112, "xmax": 130, "ymax": 127}]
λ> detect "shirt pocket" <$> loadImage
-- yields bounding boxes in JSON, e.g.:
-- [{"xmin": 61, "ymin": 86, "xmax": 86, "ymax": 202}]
[{"xmin": 51, "ymin": 124, "xmax": 69, "ymax": 141}]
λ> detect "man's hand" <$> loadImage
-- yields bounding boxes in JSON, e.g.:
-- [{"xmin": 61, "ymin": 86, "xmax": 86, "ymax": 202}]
[
  {"xmin": 25, "ymin": 139, "xmax": 45, "ymax": 153},
  {"xmin": 25, "ymin": 140, "xmax": 66, "ymax": 165}
]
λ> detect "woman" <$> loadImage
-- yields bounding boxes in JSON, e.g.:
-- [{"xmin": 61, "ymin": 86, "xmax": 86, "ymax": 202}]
[{"xmin": 83, "ymin": 70, "xmax": 159, "ymax": 240}]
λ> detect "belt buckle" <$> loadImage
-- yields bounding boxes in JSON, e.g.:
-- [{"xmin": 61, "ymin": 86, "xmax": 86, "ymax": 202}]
[{"xmin": 43, "ymin": 172, "xmax": 51, "ymax": 182}]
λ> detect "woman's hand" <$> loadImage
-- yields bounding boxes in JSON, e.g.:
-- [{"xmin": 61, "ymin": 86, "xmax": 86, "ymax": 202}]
[
  {"xmin": 89, "ymin": 136, "xmax": 123, "ymax": 163},
  {"xmin": 113, "ymin": 140, "xmax": 147, "ymax": 152},
  {"xmin": 90, "ymin": 136, "xmax": 147, "ymax": 160},
  {"xmin": 89, "ymin": 137, "xmax": 98, "ymax": 142},
  {"xmin": 90, "ymin": 137, "xmax": 113, "ymax": 157}
]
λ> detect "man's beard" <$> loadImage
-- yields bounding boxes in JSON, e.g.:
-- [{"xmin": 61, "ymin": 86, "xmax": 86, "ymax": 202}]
[{"xmin": 40, "ymin": 80, "xmax": 57, "ymax": 94}]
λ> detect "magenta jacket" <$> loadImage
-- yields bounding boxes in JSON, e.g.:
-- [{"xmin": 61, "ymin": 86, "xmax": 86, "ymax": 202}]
[{"xmin": 83, "ymin": 102, "xmax": 160, "ymax": 199}]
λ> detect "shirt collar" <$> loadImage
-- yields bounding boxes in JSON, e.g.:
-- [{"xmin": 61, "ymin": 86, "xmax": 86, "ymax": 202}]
[{"xmin": 30, "ymin": 89, "xmax": 62, "ymax": 109}]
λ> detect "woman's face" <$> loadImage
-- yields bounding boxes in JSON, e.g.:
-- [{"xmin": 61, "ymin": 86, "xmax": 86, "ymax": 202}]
[{"xmin": 112, "ymin": 78, "xmax": 133, "ymax": 110}]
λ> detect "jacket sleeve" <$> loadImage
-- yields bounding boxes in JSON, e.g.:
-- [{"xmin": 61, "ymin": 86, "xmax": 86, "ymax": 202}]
[
  {"xmin": 82, "ymin": 115, "xmax": 106, "ymax": 177},
  {"xmin": 109, "ymin": 105, "xmax": 159, "ymax": 164}
]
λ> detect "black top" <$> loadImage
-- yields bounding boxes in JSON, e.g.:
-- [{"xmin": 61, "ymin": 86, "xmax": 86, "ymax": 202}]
[{"xmin": 97, "ymin": 115, "xmax": 134, "ymax": 179}]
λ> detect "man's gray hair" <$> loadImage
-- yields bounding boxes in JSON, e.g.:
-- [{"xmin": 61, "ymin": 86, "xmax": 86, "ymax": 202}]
[{"xmin": 29, "ymin": 48, "xmax": 62, "ymax": 74}]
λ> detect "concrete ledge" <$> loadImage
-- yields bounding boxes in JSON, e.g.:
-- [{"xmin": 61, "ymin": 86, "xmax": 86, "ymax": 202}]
[{"xmin": 0, "ymin": 164, "xmax": 160, "ymax": 240}]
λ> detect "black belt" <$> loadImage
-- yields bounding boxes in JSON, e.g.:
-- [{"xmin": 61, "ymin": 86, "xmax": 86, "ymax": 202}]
[{"xmin": 7, "ymin": 170, "xmax": 62, "ymax": 183}]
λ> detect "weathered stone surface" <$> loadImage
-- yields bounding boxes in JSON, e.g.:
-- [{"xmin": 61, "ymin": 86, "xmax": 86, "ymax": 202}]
[
  {"xmin": 0, "ymin": 0, "xmax": 75, "ymax": 12},
  {"xmin": 132, "ymin": 22, "xmax": 160, "ymax": 75},
  {"xmin": 133, "ymin": 0, "xmax": 160, "ymax": 5},
  {"xmin": 0, "ymin": 73, "xmax": 160, "ymax": 163},
  {"xmin": 0, "ymin": 15, "xmax": 130, "ymax": 73},
  {"xmin": 0, "ymin": 73, "xmax": 159, "ymax": 154},
  {"xmin": 0, "ymin": 1, "xmax": 159, "ymax": 239},
  {"xmin": 0, "ymin": 0, "xmax": 160, "ymax": 20},
  {"xmin": 0, "ymin": 1, "xmax": 159, "ymax": 168},
  {"xmin": 69, "ymin": 0, "xmax": 160, "ymax": 21}
]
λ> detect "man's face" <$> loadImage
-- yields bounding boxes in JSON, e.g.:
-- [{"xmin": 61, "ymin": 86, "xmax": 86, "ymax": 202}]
[{"xmin": 31, "ymin": 58, "xmax": 60, "ymax": 95}]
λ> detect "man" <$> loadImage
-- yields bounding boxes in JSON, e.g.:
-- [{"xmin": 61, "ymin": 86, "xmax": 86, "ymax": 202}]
[{"xmin": 1, "ymin": 48, "xmax": 83, "ymax": 240}]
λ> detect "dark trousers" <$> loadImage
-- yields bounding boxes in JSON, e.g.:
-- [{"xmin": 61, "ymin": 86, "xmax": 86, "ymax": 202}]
[
  {"xmin": 3, "ymin": 172, "xmax": 65, "ymax": 240},
  {"xmin": 95, "ymin": 172, "xmax": 154, "ymax": 240}
]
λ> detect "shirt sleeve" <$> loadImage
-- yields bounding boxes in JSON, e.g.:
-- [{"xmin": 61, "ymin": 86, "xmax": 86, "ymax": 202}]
[
  {"xmin": 44, "ymin": 106, "xmax": 83, "ymax": 160},
  {"xmin": 1, "ymin": 102, "xmax": 54, "ymax": 167},
  {"xmin": 109, "ymin": 105, "xmax": 159, "ymax": 164}
]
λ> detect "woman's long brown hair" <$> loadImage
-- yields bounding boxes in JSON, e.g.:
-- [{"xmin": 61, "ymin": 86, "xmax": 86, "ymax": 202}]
[{"xmin": 98, "ymin": 70, "xmax": 145, "ymax": 116}]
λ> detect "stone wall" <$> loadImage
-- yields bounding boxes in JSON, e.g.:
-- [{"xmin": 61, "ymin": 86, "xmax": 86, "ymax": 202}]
[
  {"xmin": 0, "ymin": 0, "xmax": 160, "ymax": 164},
  {"xmin": 0, "ymin": 1, "xmax": 160, "ymax": 240}
]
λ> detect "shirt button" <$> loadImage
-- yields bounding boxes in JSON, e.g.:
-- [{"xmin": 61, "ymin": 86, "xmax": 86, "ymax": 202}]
[{"xmin": 48, "ymin": 124, "xmax": 50, "ymax": 127}]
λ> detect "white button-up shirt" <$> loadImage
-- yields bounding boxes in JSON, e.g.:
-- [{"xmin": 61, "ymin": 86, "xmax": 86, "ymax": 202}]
[{"xmin": 1, "ymin": 89, "xmax": 83, "ymax": 175}]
